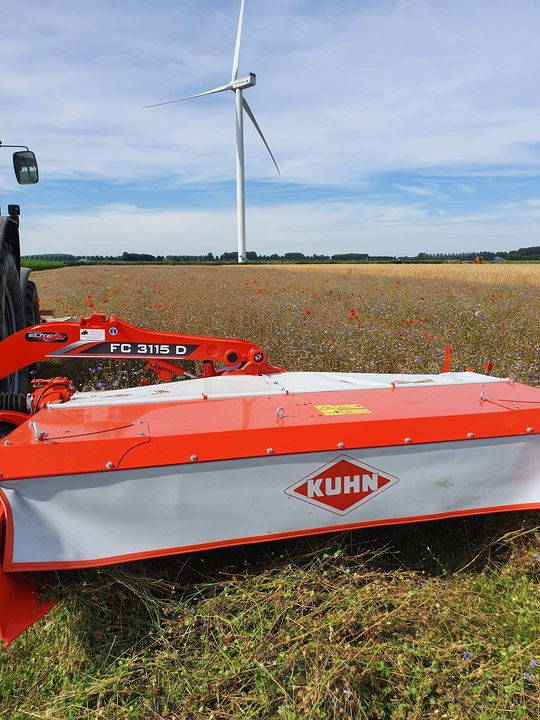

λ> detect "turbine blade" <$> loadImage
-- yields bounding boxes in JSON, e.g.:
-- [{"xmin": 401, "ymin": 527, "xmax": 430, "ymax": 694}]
[
  {"xmin": 242, "ymin": 98, "xmax": 280, "ymax": 174},
  {"xmin": 231, "ymin": 0, "xmax": 246, "ymax": 81},
  {"xmin": 142, "ymin": 83, "xmax": 231, "ymax": 108}
]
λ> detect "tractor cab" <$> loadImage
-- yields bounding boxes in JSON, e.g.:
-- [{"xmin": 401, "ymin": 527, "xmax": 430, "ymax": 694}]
[{"xmin": 0, "ymin": 142, "xmax": 40, "ymax": 395}]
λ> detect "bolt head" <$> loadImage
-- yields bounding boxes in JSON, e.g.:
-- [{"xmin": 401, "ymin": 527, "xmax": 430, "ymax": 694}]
[
  {"xmin": 267, "ymin": 448, "xmax": 274, "ymax": 455},
  {"xmin": 404, "ymin": 437, "xmax": 412, "ymax": 444},
  {"xmin": 190, "ymin": 454, "xmax": 198, "ymax": 462},
  {"xmin": 467, "ymin": 432, "xmax": 475, "ymax": 439},
  {"xmin": 338, "ymin": 441, "xmax": 345, "ymax": 449},
  {"xmin": 105, "ymin": 461, "xmax": 114, "ymax": 469},
  {"xmin": 526, "ymin": 427, "xmax": 534, "ymax": 434}
]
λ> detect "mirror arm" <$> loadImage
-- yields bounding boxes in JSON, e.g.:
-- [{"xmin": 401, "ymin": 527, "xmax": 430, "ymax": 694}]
[{"xmin": 0, "ymin": 142, "xmax": 30, "ymax": 151}]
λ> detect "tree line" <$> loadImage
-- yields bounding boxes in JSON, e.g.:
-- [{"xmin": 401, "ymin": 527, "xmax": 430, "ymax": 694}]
[{"xmin": 24, "ymin": 246, "xmax": 540, "ymax": 264}]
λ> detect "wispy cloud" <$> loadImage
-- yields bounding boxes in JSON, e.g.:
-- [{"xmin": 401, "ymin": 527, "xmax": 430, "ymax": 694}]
[
  {"xmin": 3, "ymin": 0, "xmax": 540, "ymax": 184},
  {"xmin": 456, "ymin": 183, "xmax": 476, "ymax": 194},
  {"xmin": 1, "ymin": 0, "xmax": 540, "ymax": 254},
  {"xmin": 22, "ymin": 196, "xmax": 540, "ymax": 258},
  {"xmin": 394, "ymin": 184, "xmax": 450, "ymax": 200}
]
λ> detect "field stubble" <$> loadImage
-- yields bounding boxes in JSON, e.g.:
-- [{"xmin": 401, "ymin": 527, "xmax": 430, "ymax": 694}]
[{"xmin": 1, "ymin": 263, "xmax": 539, "ymax": 720}]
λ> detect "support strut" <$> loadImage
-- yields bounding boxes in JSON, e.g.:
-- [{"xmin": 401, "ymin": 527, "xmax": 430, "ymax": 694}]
[{"xmin": 0, "ymin": 312, "xmax": 283, "ymax": 382}]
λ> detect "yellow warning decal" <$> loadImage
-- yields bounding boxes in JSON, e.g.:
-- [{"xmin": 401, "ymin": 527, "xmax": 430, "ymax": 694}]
[{"xmin": 315, "ymin": 404, "xmax": 372, "ymax": 416}]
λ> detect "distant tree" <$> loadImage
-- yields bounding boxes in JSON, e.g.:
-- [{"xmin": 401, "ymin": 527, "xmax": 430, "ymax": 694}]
[
  {"xmin": 122, "ymin": 252, "xmax": 155, "ymax": 262},
  {"xmin": 508, "ymin": 246, "xmax": 540, "ymax": 260},
  {"xmin": 331, "ymin": 253, "xmax": 369, "ymax": 261},
  {"xmin": 25, "ymin": 253, "xmax": 76, "ymax": 261}
]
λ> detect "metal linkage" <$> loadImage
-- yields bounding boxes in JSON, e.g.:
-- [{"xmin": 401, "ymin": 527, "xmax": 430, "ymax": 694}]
[{"xmin": 0, "ymin": 312, "xmax": 283, "ymax": 382}]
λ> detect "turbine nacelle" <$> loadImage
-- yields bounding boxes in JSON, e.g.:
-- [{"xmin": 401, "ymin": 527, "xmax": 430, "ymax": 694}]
[{"xmin": 231, "ymin": 73, "xmax": 256, "ymax": 90}]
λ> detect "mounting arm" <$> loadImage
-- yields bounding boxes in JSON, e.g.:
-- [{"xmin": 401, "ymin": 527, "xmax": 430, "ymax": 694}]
[{"xmin": 0, "ymin": 312, "xmax": 283, "ymax": 380}]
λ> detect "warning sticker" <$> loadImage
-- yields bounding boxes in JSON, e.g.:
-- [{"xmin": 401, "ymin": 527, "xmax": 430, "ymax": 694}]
[{"xmin": 315, "ymin": 404, "xmax": 371, "ymax": 416}]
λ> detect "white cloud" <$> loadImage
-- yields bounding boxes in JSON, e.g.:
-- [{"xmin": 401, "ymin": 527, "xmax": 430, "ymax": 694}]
[
  {"xmin": 394, "ymin": 184, "xmax": 450, "ymax": 199},
  {"xmin": 456, "ymin": 183, "xmax": 476, "ymax": 194},
  {"xmin": 2, "ymin": 0, "xmax": 540, "ymax": 185},
  {"xmin": 2, "ymin": 0, "xmax": 540, "ymax": 255},
  {"xmin": 21, "ymin": 196, "xmax": 540, "ymax": 257}
]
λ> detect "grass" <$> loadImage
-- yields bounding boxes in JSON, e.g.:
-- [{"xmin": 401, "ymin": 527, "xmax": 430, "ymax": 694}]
[
  {"xmin": 1, "ymin": 519, "xmax": 539, "ymax": 719},
  {"xmin": 1, "ymin": 263, "xmax": 539, "ymax": 718},
  {"xmin": 21, "ymin": 258, "xmax": 67, "ymax": 271}
]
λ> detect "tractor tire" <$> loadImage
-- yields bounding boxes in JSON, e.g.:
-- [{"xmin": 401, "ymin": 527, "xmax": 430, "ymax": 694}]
[
  {"xmin": 25, "ymin": 280, "xmax": 40, "ymax": 327},
  {"xmin": 0, "ymin": 243, "xmax": 28, "ymax": 393},
  {"xmin": 24, "ymin": 279, "xmax": 41, "ymax": 380}
]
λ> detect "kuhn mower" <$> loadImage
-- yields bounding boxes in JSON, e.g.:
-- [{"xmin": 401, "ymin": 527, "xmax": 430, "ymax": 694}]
[{"xmin": 0, "ymin": 312, "xmax": 539, "ymax": 644}]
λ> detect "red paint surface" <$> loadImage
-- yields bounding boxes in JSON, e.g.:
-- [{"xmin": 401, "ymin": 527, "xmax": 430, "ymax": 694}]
[{"xmin": 0, "ymin": 380, "xmax": 537, "ymax": 481}]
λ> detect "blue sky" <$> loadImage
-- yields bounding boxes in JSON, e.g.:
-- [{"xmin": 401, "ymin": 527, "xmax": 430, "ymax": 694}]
[{"xmin": 2, "ymin": 0, "xmax": 540, "ymax": 256}]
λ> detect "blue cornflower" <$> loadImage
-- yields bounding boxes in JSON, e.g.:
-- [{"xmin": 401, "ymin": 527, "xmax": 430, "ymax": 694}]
[
  {"xmin": 463, "ymin": 651, "xmax": 472, "ymax": 660},
  {"xmin": 530, "ymin": 659, "xmax": 538, "ymax": 669},
  {"xmin": 525, "ymin": 672, "xmax": 533, "ymax": 682}
]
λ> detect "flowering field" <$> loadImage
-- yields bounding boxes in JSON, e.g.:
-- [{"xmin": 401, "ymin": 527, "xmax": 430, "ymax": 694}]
[
  {"xmin": 1, "ymin": 263, "xmax": 539, "ymax": 720},
  {"xmin": 35, "ymin": 262, "xmax": 539, "ymax": 386}
]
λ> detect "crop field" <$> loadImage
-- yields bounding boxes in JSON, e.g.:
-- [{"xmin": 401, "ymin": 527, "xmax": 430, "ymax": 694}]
[
  {"xmin": 1, "ymin": 263, "xmax": 539, "ymax": 719},
  {"xmin": 35, "ymin": 263, "xmax": 539, "ymax": 386}
]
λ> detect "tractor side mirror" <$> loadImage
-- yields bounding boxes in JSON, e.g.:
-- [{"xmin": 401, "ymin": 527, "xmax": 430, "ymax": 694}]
[{"xmin": 13, "ymin": 150, "xmax": 39, "ymax": 185}]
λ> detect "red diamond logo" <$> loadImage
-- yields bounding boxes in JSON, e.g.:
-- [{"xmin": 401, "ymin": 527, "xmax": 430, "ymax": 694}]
[{"xmin": 285, "ymin": 455, "xmax": 399, "ymax": 516}]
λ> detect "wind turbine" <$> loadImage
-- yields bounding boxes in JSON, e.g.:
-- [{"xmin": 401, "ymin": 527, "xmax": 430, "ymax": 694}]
[{"xmin": 143, "ymin": 0, "xmax": 279, "ymax": 264}]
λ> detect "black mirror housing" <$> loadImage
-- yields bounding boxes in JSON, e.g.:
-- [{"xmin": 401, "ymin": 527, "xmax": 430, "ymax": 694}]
[{"xmin": 13, "ymin": 150, "xmax": 39, "ymax": 185}]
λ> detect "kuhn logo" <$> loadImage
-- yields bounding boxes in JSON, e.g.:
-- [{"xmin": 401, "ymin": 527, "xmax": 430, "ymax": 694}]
[{"xmin": 285, "ymin": 455, "xmax": 399, "ymax": 515}]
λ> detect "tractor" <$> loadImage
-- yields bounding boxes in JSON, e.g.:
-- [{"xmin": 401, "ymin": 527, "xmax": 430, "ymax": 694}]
[{"xmin": 0, "ymin": 143, "xmax": 40, "ymax": 394}]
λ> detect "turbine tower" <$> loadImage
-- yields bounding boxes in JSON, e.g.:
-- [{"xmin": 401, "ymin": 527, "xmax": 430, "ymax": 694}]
[{"xmin": 143, "ymin": 0, "xmax": 279, "ymax": 264}]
